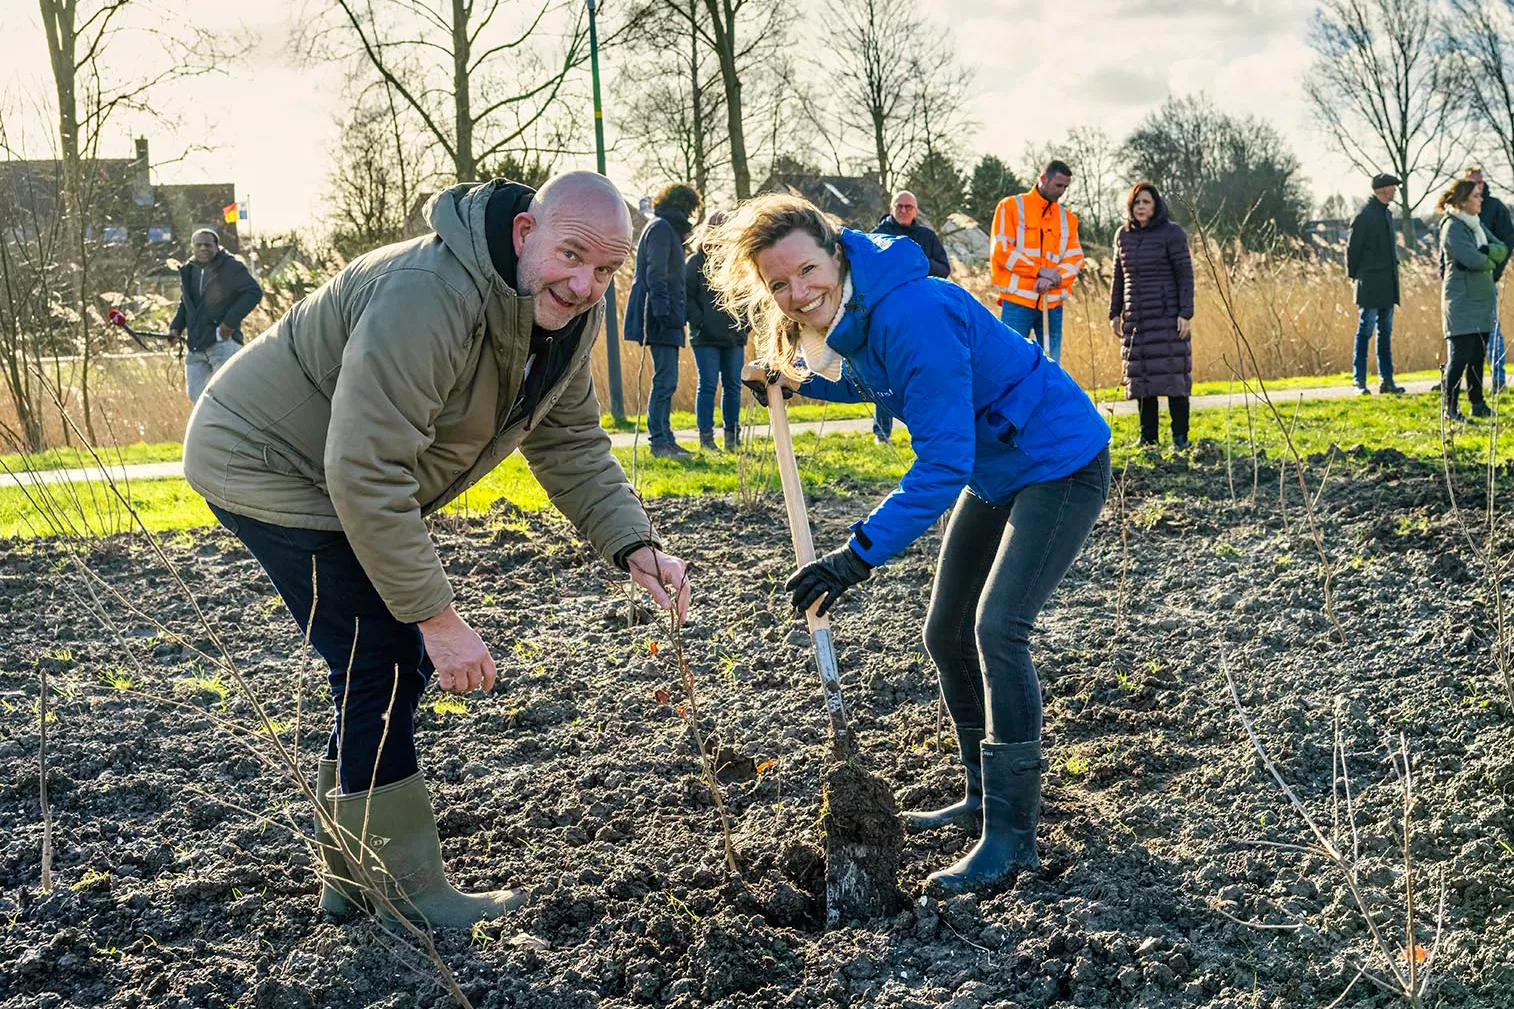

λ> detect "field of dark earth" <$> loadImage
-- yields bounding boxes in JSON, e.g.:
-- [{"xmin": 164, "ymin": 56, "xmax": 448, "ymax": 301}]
[{"xmin": 2, "ymin": 446, "xmax": 1512, "ymax": 1008}]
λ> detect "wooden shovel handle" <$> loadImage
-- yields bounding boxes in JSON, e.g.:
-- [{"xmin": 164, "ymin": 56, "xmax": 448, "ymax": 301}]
[{"xmin": 767, "ymin": 382, "xmax": 853, "ymax": 757}]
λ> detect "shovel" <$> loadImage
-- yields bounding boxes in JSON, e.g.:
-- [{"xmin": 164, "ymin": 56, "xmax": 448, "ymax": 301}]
[
  {"xmin": 107, "ymin": 308, "xmax": 179, "ymax": 350},
  {"xmin": 767, "ymin": 381, "xmax": 903, "ymax": 924}
]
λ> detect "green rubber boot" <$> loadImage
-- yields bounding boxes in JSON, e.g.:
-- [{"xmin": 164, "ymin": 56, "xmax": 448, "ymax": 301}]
[
  {"xmin": 329, "ymin": 772, "xmax": 527, "ymax": 929},
  {"xmin": 315, "ymin": 758, "xmax": 368, "ymax": 919}
]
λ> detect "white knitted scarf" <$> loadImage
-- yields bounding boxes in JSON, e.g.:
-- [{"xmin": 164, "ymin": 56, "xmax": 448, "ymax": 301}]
[{"xmin": 1450, "ymin": 209, "xmax": 1488, "ymax": 247}]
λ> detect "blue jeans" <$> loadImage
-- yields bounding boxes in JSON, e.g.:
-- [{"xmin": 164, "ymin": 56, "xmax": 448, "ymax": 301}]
[
  {"xmin": 692, "ymin": 345, "xmax": 744, "ymax": 435},
  {"xmin": 208, "ymin": 504, "xmax": 432, "ymax": 793},
  {"xmin": 873, "ymin": 405, "xmax": 894, "ymax": 440},
  {"xmin": 999, "ymin": 302, "xmax": 1063, "ymax": 362},
  {"xmin": 1352, "ymin": 306, "xmax": 1395, "ymax": 388},
  {"xmin": 922, "ymin": 448, "xmax": 1110, "ymax": 744},
  {"xmin": 647, "ymin": 344, "xmax": 682, "ymax": 446},
  {"xmin": 1490, "ymin": 290, "xmax": 1505, "ymax": 390}
]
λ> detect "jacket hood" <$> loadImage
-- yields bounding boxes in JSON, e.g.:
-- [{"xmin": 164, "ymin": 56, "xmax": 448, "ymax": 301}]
[
  {"xmin": 426, "ymin": 180, "xmax": 529, "ymax": 299},
  {"xmin": 826, "ymin": 228, "xmax": 929, "ymax": 355}
]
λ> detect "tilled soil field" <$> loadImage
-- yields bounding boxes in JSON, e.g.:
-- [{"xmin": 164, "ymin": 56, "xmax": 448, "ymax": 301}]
[{"xmin": 2, "ymin": 447, "xmax": 1512, "ymax": 1009}]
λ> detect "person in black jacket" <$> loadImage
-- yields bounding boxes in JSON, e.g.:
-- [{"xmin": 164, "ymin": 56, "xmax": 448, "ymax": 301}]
[
  {"xmin": 624, "ymin": 183, "xmax": 700, "ymax": 458},
  {"xmin": 1466, "ymin": 167, "xmax": 1514, "ymax": 393},
  {"xmin": 870, "ymin": 191, "xmax": 951, "ymax": 442},
  {"xmin": 1345, "ymin": 174, "xmax": 1405, "ymax": 396},
  {"xmin": 172, "ymin": 228, "xmax": 263, "ymax": 402},
  {"xmin": 685, "ymin": 211, "xmax": 749, "ymax": 451}
]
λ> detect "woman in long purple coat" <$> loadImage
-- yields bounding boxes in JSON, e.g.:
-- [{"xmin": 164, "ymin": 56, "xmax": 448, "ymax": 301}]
[{"xmin": 1109, "ymin": 182, "xmax": 1195, "ymax": 449}]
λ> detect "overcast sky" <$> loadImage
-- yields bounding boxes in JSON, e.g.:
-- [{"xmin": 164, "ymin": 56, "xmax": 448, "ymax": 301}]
[{"xmin": 0, "ymin": 0, "xmax": 1365, "ymax": 233}]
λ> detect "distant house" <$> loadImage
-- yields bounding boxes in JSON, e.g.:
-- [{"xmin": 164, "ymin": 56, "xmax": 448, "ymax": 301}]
[
  {"xmin": 757, "ymin": 172, "xmax": 885, "ymax": 229},
  {"xmin": 0, "ymin": 137, "xmax": 239, "ymax": 259}
]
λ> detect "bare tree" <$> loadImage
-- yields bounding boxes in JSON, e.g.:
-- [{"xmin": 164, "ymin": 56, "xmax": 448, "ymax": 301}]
[
  {"xmin": 618, "ymin": 0, "xmax": 729, "ymax": 195},
  {"xmin": 825, "ymin": 0, "xmax": 966, "ymax": 212},
  {"xmin": 1448, "ymin": 0, "xmax": 1514, "ymax": 181},
  {"xmin": 697, "ymin": 0, "xmax": 790, "ymax": 198},
  {"xmin": 1305, "ymin": 0, "xmax": 1460, "ymax": 246},
  {"xmin": 328, "ymin": 81, "xmax": 434, "ymax": 257},
  {"xmin": 34, "ymin": 0, "xmax": 234, "ymax": 443},
  {"xmin": 1025, "ymin": 126, "xmax": 1125, "ymax": 248},
  {"xmin": 310, "ymin": 0, "xmax": 591, "ymax": 183}
]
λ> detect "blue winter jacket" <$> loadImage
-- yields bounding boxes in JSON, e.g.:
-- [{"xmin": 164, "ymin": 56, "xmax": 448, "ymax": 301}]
[{"xmin": 801, "ymin": 229, "xmax": 1110, "ymax": 566}]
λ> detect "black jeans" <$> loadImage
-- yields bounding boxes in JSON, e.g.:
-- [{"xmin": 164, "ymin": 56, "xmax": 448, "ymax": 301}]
[
  {"xmin": 209, "ymin": 504, "xmax": 431, "ymax": 793},
  {"xmin": 1444, "ymin": 333, "xmax": 1488, "ymax": 414},
  {"xmin": 1138, "ymin": 396, "xmax": 1190, "ymax": 443},
  {"xmin": 921, "ymin": 447, "xmax": 1111, "ymax": 745}
]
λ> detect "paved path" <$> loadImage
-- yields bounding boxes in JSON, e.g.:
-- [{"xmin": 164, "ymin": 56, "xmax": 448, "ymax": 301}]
[{"xmin": 1, "ymin": 378, "xmax": 1440, "ymax": 489}]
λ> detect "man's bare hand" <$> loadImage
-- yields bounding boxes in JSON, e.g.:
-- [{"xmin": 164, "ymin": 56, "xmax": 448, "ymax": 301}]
[
  {"xmin": 1177, "ymin": 317, "xmax": 1191, "ymax": 340},
  {"xmin": 626, "ymin": 546, "xmax": 691, "ymax": 625},
  {"xmin": 419, "ymin": 605, "xmax": 496, "ymax": 694},
  {"xmin": 217, "ymin": 322, "xmax": 235, "ymax": 341},
  {"xmin": 1109, "ymin": 317, "xmax": 1122, "ymax": 339}
]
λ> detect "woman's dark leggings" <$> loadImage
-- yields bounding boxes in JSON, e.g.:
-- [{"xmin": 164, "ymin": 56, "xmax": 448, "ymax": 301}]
[
  {"xmin": 1138, "ymin": 396, "xmax": 1190, "ymax": 442},
  {"xmin": 921, "ymin": 448, "xmax": 1111, "ymax": 745},
  {"xmin": 1444, "ymin": 333, "xmax": 1488, "ymax": 413}
]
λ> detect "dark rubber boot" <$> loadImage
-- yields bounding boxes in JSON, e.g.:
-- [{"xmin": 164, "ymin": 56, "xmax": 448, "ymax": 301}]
[
  {"xmin": 926, "ymin": 740, "xmax": 1043, "ymax": 894},
  {"xmin": 724, "ymin": 429, "xmax": 740, "ymax": 451},
  {"xmin": 699, "ymin": 431, "xmax": 719, "ymax": 451},
  {"xmin": 315, "ymin": 758, "xmax": 368, "ymax": 919},
  {"xmin": 902, "ymin": 726, "xmax": 984, "ymax": 832},
  {"xmin": 330, "ymin": 772, "xmax": 527, "ymax": 929}
]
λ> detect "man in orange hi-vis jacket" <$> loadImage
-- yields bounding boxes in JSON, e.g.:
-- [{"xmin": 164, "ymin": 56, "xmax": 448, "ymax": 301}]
[{"xmin": 990, "ymin": 159, "xmax": 1084, "ymax": 363}]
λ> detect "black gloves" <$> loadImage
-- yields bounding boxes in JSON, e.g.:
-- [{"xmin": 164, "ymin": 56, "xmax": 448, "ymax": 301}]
[
  {"xmin": 743, "ymin": 368, "xmax": 796, "ymax": 406},
  {"xmin": 786, "ymin": 545, "xmax": 872, "ymax": 616}
]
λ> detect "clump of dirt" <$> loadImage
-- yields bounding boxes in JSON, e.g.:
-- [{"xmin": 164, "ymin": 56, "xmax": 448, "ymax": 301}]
[
  {"xmin": 1, "ymin": 449, "xmax": 1512, "ymax": 1007},
  {"xmin": 821, "ymin": 758, "xmax": 904, "ymax": 923}
]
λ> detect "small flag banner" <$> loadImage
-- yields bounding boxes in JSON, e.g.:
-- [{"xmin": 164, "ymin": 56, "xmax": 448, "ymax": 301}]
[{"xmin": 222, "ymin": 202, "xmax": 239, "ymax": 224}]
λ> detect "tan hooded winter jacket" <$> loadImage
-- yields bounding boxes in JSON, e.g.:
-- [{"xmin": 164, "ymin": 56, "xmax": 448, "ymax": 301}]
[{"xmin": 183, "ymin": 181, "xmax": 656, "ymax": 624}]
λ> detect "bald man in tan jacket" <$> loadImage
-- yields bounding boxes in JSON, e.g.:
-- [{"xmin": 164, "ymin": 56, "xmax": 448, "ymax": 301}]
[{"xmin": 185, "ymin": 172, "xmax": 689, "ymax": 929}]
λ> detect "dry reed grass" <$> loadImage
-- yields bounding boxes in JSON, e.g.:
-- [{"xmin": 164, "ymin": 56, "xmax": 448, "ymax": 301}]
[{"xmin": 0, "ymin": 253, "xmax": 1474, "ymax": 450}]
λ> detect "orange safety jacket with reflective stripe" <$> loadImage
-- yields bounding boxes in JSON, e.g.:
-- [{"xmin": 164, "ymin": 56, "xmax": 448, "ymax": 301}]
[{"xmin": 990, "ymin": 188, "xmax": 1084, "ymax": 310}]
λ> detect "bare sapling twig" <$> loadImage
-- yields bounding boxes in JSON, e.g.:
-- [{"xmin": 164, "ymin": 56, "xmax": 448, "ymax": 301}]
[
  {"xmin": 38, "ymin": 656, "xmax": 52, "ymax": 893},
  {"xmin": 1221, "ymin": 649, "xmax": 1448, "ymax": 1006},
  {"xmin": 655, "ymin": 557, "xmax": 739, "ymax": 875},
  {"xmin": 1194, "ymin": 221, "xmax": 1345, "ymax": 643},
  {"xmin": 1113, "ymin": 449, "xmax": 1132, "ymax": 633},
  {"xmin": 629, "ymin": 343, "xmax": 650, "ymax": 490},
  {"xmin": 1436, "ymin": 373, "xmax": 1514, "ymax": 709}
]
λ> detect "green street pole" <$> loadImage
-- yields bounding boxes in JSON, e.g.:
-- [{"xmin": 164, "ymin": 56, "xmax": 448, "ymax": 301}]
[{"xmin": 588, "ymin": 0, "xmax": 626, "ymax": 424}]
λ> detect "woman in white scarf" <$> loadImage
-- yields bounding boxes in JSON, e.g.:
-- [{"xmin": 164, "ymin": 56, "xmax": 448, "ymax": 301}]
[{"xmin": 1438, "ymin": 178, "xmax": 1509, "ymax": 421}]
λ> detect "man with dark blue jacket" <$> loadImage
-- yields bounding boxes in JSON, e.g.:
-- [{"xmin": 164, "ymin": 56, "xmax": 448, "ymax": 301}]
[
  {"xmin": 1467, "ymin": 167, "xmax": 1514, "ymax": 392},
  {"xmin": 624, "ymin": 184, "xmax": 699, "ymax": 458},
  {"xmin": 171, "ymin": 228, "xmax": 263, "ymax": 402},
  {"xmin": 1346, "ymin": 174, "xmax": 1404, "ymax": 396},
  {"xmin": 870, "ymin": 191, "xmax": 951, "ymax": 442}
]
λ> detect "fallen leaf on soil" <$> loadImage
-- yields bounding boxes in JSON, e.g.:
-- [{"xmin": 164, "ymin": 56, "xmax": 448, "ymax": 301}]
[
  {"xmin": 654, "ymin": 688, "xmax": 671, "ymax": 704},
  {"xmin": 756, "ymin": 758, "xmax": 777, "ymax": 775}
]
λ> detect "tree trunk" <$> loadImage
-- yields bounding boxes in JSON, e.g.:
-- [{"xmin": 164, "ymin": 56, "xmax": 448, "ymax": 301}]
[
  {"xmin": 452, "ymin": 0, "xmax": 474, "ymax": 181},
  {"xmin": 705, "ymin": 0, "xmax": 749, "ymax": 198},
  {"xmin": 1399, "ymin": 191, "xmax": 1415, "ymax": 252},
  {"xmin": 40, "ymin": 0, "xmax": 86, "ymax": 445},
  {"xmin": 690, "ymin": 0, "xmax": 706, "ymax": 194},
  {"xmin": 872, "ymin": 110, "xmax": 888, "ymax": 212}
]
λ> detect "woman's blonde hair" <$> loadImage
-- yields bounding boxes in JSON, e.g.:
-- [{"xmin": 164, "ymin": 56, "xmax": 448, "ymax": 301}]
[
  {"xmin": 704, "ymin": 193, "xmax": 846, "ymax": 379},
  {"xmin": 1437, "ymin": 178, "xmax": 1480, "ymax": 213}
]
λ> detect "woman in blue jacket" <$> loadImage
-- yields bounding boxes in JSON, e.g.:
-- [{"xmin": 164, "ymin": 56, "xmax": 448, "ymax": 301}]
[{"xmin": 707, "ymin": 194, "xmax": 1111, "ymax": 893}]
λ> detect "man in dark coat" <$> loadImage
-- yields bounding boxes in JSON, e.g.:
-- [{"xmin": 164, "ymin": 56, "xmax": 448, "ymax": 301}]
[
  {"xmin": 624, "ymin": 183, "xmax": 699, "ymax": 458},
  {"xmin": 171, "ymin": 228, "xmax": 263, "ymax": 402},
  {"xmin": 1466, "ymin": 167, "xmax": 1514, "ymax": 392},
  {"xmin": 870, "ymin": 190, "xmax": 950, "ymax": 441},
  {"xmin": 1345, "ymin": 173, "xmax": 1405, "ymax": 396}
]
